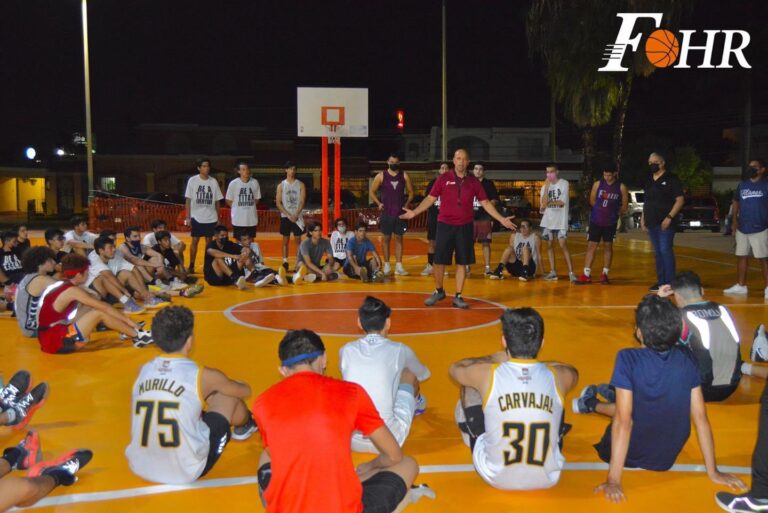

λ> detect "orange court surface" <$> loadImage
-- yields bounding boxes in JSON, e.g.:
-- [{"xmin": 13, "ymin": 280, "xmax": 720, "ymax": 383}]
[{"xmin": 3, "ymin": 231, "xmax": 766, "ymax": 513}]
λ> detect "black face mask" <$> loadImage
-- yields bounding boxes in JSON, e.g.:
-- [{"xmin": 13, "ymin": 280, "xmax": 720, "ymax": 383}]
[
  {"xmin": 388, "ymin": 163, "xmax": 400, "ymax": 171},
  {"xmin": 749, "ymin": 167, "xmax": 760, "ymax": 178},
  {"xmin": 649, "ymin": 163, "xmax": 660, "ymax": 174},
  {"xmin": 130, "ymin": 240, "xmax": 141, "ymax": 249}
]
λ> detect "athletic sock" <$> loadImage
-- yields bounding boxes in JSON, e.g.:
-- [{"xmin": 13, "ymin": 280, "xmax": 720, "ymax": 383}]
[
  {"xmin": 427, "ymin": 253, "xmax": 434, "ymax": 265},
  {"xmin": 742, "ymin": 363, "xmax": 753, "ymax": 375},
  {"xmin": 44, "ymin": 467, "xmax": 76, "ymax": 486},
  {"xmin": 398, "ymin": 383, "xmax": 414, "ymax": 396},
  {"xmin": 602, "ymin": 267, "xmax": 609, "ymax": 276},
  {"xmin": 119, "ymin": 295, "xmax": 130, "ymax": 304},
  {"xmin": 584, "ymin": 268, "xmax": 591, "ymax": 277},
  {"xmin": 455, "ymin": 292, "xmax": 463, "ymax": 298},
  {"xmin": 2, "ymin": 408, "xmax": 17, "ymax": 425},
  {"xmin": 1, "ymin": 447, "xmax": 21, "ymax": 469}
]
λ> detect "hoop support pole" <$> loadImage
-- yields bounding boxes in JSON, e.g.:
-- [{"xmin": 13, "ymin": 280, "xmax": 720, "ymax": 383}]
[
  {"xmin": 333, "ymin": 137, "xmax": 341, "ymax": 221},
  {"xmin": 321, "ymin": 136, "xmax": 329, "ymax": 235}
]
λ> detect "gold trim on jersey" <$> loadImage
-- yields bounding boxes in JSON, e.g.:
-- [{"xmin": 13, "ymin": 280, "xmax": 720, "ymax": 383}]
[
  {"xmin": 483, "ymin": 363, "xmax": 499, "ymax": 409},
  {"xmin": 544, "ymin": 364, "xmax": 566, "ymax": 406}
]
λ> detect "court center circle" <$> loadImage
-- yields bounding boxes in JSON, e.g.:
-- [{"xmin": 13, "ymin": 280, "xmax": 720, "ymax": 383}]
[{"xmin": 224, "ymin": 291, "xmax": 506, "ymax": 336}]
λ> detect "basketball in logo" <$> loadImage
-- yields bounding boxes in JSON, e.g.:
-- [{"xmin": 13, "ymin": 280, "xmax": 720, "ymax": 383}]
[{"xmin": 645, "ymin": 29, "xmax": 680, "ymax": 68}]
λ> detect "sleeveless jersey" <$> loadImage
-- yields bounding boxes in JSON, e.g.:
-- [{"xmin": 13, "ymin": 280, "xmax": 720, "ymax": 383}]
[
  {"xmin": 473, "ymin": 360, "xmax": 565, "ymax": 490},
  {"xmin": 590, "ymin": 179, "xmax": 622, "ymax": 226},
  {"xmin": 513, "ymin": 233, "xmax": 539, "ymax": 265},
  {"xmin": 123, "ymin": 242, "xmax": 143, "ymax": 259},
  {"xmin": 280, "ymin": 179, "xmax": 303, "ymax": 218},
  {"xmin": 682, "ymin": 301, "xmax": 742, "ymax": 387},
  {"xmin": 381, "ymin": 170, "xmax": 406, "ymax": 216},
  {"xmin": 15, "ymin": 273, "xmax": 42, "ymax": 337},
  {"xmin": 37, "ymin": 281, "xmax": 78, "ymax": 330},
  {"xmin": 125, "ymin": 356, "xmax": 212, "ymax": 484}
]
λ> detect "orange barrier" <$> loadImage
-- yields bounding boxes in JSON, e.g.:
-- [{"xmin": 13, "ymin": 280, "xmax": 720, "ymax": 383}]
[{"xmin": 89, "ymin": 198, "xmax": 429, "ymax": 234}]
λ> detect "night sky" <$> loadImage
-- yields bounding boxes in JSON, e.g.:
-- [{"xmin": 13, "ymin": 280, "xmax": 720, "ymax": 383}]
[{"xmin": 1, "ymin": 0, "xmax": 766, "ymax": 163}]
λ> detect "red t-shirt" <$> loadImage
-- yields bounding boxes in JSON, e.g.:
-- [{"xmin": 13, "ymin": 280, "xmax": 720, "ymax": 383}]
[
  {"xmin": 253, "ymin": 371, "xmax": 385, "ymax": 513},
  {"xmin": 429, "ymin": 171, "xmax": 488, "ymax": 225}
]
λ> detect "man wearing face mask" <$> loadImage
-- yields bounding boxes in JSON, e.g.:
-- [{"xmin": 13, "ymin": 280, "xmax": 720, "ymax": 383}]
[
  {"xmin": 640, "ymin": 152, "xmax": 684, "ymax": 291},
  {"xmin": 724, "ymin": 159, "xmax": 768, "ymax": 298},
  {"xmin": 370, "ymin": 154, "xmax": 414, "ymax": 277}
]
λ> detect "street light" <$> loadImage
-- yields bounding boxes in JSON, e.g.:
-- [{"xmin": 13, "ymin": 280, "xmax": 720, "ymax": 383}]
[
  {"xmin": 81, "ymin": 0, "xmax": 94, "ymax": 200},
  {"xmin": 55, "ymin": 148, "xmax": 66, "ymax": 157},
  {"xmin": 25, "ymin": 147, "xmax": 37, "ymax": 160}
]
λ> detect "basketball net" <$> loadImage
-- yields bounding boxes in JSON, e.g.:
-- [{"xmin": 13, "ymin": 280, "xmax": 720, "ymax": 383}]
[{"xmin": 326, "ymin": 124, "xmax": 340, "ymax": 145}]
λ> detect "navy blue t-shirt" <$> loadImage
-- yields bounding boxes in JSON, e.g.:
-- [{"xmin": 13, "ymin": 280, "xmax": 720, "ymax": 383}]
[
  {"xmin": 610, "ymin": 346, "xmax": 701, "ymax": 470},
  {"xmin": 346, "ymin": 236, "xmax": 375, "ymax": 264},
  {"xmin": 734, "ymin": 178, "xmax": 768, "ymax": 234}
]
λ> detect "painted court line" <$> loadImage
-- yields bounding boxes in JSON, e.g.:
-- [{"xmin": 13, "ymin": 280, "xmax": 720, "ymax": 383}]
[{"xmin": 20, "ymin": 463, "xmax": 752, "ymax": 509}]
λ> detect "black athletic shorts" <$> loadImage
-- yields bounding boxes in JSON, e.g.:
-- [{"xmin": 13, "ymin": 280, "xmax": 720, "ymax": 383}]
[
  {"xmin": 233, "ymin": 225, "xmax": 257, "ymax": 239},
  {"xmin": 426, "ymin": 210, "xmax": 439, "ymax": 241},
  {"xmin": 343, "ymin": 258, "xmax": 373, "ymax": 279},
  {"xmin": 191, "ymin": 218, "xmax": 217, "ymax": 238},
  {"xmin": 506, "ymin": 260, "xmax": 536, "ymax": 277},
  {"xmin": 362, "ymin": 471, "xmax": 408, "ymax": 513},
  {"xmin": 204, "ymin": 259, "xmax": 241, "ymax": 286},
  {"xmin": 279, "ymin": 217, "xmax": 304, "ymax": 237},
  {"xmin": 333, "ymin": 257, "xmax": 346, "ymax": 267},
  {"xmin": 702, "ymin": 383, "xmax": 739, "ymax": 402},
  {"xmin": 199, "ymin": 411, "xmax": 231, "ymax": 478},
  {"xmin": 587, "ymin": 223, "xmax": 617, "ymax": 243},
  {"xmin": 434, "ymin": 222, "xmax": 474, "ymax": 266},
  {"xmin": 379, "ymin": 215, "xmax": 407, "ymax": 237}
]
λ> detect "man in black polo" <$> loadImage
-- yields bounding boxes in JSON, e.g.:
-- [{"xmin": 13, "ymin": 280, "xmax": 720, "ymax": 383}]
[{"xmin": 640, "ymin": 152, "xmax": 684, "ymax": 291}]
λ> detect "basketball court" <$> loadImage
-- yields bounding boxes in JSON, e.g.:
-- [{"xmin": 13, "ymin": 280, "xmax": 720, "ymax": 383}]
[{"xmin": 2, "ymin": 231, "xmax": 766, "ymax": 512}]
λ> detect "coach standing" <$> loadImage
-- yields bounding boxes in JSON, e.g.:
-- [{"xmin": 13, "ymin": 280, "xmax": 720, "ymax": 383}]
[
  {"xmin": 401, "ymin": 149, "xmax": 515, "ymax": 309},
  {"xmin": 640, "ymin": 152, "xmax": 684, "ymax": 291},
  {"xmin": 185, "ymin": 158, "xmax": 223, "ymax": 274}
]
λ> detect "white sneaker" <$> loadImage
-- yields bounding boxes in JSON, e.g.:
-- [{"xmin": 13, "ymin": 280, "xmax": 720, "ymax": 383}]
[
  {"xmin": 292, "ymin": 266, "xmax": 306, "ymax": 285},
  {"xmin": 235, "ymin": 276, "xmax": 247, "ymax": 290},
  {"xmin": 255, "ymin": 273, "xmax": 275, "ymax": 288},
  {"xmin": 765, "ymin": 287, "xmax": 768, "ymax": 299},
  {"xmin": 420, "ymin": 264, "xmax": 433, "ymax": 276},
  {"xmin": 723, "ymin": 283, "xmax": 748, "ymax": 296},
  {"xmin": 543, "ymin": 271, "xmax": 558, "ymax": 281},
  {"xmin": 169, "ymin": 278, "xmax": 188, "ymax": 291},
  {"xmin": 304, "ymin": 273, "xmax": 317, "ymax": 283},
  {"xmin": 752, "ymin": 324, "xmax": 768, "ymax": 362},
  {"xmin": 395, "ymin": 264, "xmax": 409, "ymax": 276},
  {"xmin": 383, "ymin": 262, "xmax": 392, "ymax": 276}
]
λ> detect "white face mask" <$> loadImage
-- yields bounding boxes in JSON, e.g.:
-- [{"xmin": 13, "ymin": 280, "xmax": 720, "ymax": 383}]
[{"xmin": 337, "ymin": 226, "xmax": 346, "ymax": 234}]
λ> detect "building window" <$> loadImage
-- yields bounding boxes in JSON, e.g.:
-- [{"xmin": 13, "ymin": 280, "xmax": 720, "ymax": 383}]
[{"xmin": 100, "ymin": 177, "xmax": 116, "ymax": 192}]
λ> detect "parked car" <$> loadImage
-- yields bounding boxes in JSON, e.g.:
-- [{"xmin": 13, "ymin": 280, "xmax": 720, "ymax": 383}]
[
  {"xmin": 498, "ymin": 188, "xmax": 532, "ymax": 219},
  {"xmin": 678, "ymin": 196, "xmax": 720, "ymax": 232},
  {"xmin": 627, "ymin": 190, "xmax": 644, "ymax": 228}
]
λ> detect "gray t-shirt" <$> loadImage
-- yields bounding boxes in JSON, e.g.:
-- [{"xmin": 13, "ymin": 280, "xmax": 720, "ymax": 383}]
[{"xmin": 299, "ymin": 238, "xmax": 333, "ymax": 267}]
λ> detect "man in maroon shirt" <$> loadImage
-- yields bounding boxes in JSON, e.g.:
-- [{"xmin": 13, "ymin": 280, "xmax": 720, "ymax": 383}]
[{"xmin": 401, "ymin": 149, "xmax": 515, "ymax": 308}]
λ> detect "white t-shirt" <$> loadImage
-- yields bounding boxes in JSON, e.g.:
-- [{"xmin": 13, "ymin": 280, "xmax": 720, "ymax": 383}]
[
  {"xmin": 226, "ymin": 178, "xmax": 261, "ymax": 227},
  {"xmin": 184, "ymin": 175, "xmax": 223, "ymax": 224},
  {"xmin": 539, "ymin": 179, "xmax": 569, "ymax": 231},
  {"xmin": 143, "ymin": 232, "xmax": 182, "ymax": 247},
  {"xmin": 62, "ymin": 230, "xmax": 98, "ymax": 253},
  {"xmin": 340, "ymin": 334, "xmax": 430, "ymax": 426},
  {"xmin": 330, "ymin": 230, "xmax": 354, "ymax": 260}
]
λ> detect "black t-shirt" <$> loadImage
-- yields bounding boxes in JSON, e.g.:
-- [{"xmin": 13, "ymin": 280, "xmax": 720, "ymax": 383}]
[
  {"xmin": 13, "ymin": 240, "xmax": 30, "ymax": 258},
  {"xmin": 473, "ymin": 179, "xmax": 499, "ymax": 221},
  {"xmin": 203, "ymin": 239, "xmax": 241, "ymax": 274},
  {"xmin": 643, "ymin": 172, "xmax": 684, "ymax": 227},
  {"xmin": 53, "ymin": 250, "xmax": 67, "ymax": 263},
  {"xmin": 153, "ymin": 244, "xmax": 180, "ymax": 269},
  {"xmin": 0, "ymin": 248, "xmax": 24, "ymax": 284},
  {"xmin": 426, "ymin": 178, "xmax": 439, "ymax": 215}
]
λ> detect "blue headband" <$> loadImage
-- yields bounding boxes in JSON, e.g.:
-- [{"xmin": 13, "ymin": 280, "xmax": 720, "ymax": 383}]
[{"xmin": 281, "ymin": 351, "xmax": 324, "ymax": 367}]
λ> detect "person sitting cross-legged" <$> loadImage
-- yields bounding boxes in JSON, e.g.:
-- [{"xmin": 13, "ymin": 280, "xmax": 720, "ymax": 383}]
[
  {"xmin": 449, "ymin": 307, "xmax": 578, "ymax": 490},
  {"xmin": 340, "ymin": 296, "xmax": 430, "ymax": 454}
]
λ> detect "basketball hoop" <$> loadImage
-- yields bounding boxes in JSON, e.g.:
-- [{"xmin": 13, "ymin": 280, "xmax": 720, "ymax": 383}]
[
  {"xmin": 321, "ymin": 106, "xmax": 345, "ymax": 145},
  {"xmin": 326, "ymin": 124, "xmax": 340, "ymax": 145}
]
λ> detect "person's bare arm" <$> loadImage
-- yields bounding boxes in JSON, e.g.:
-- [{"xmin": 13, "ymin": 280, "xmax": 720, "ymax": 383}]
[
  {"xmin": 400, "ymin": 195, "xmax": 437, "ymax": 219},
  {"xmin": 449, "ymin": 351, "xmax": 506, "ymax": 391},
  {"xmin": 589, "ymin": 181, "xmax": 599, "ymax": 207},
  {"xmin": 404, "ymin": 172, "xmax": 415, "ymax": 207},
  {"xmin": 540, "ymin": 361, "xmax": 579, "ymax": 395},
  {"xmin": 296, "ymin": 182, "xmax": 306, "ymax": 216},
  {"xmin": 369, "ymin": 173, "xmax": 384, "ymax": 209},
  {"xmin": 185, "ymin": 198, "xmax": 192, "ymax": 225},
  {"xmin": 201, "ymin": 367, "xmax": 251, "ymax": 399},
  {"xmin": 275, "ymin": 183, "xmax": 289, "ymax": 217},
  {"xmin": 620, "ymin": 184, "xmax": 629, "ymax": 214},
  {"xmin": 480, "ymin": 200, "xmax": 517, "ymax": 230},
  {"xmin": 731, "ymin": 199, "xmax": 740, "ymax": 235},
  {"xmin": 65, "ymin": 286, "xmax": 138, "ymax": 329},
  {"xmin": 302, "ymin": 252, "xmax": 325, "ymax": 276},
  {"xmin": 595, "ymin": 387, "xmax": 632, "ymax": 502},
  {"xmin": 118, "ymin": 246, "xmax": 155, "ymax": 268},
  {"xmin": 356, "ymin": 425, "xmax": 403, "ymax": 475},
  {"xmin": 690, "ymin": 387, "xmax": 747, "ymax": 490}
]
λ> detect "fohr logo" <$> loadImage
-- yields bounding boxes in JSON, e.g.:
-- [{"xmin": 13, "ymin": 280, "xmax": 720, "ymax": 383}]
[{"xmin": 599, "ymin": 13, "xmax": 751, "ymax": 72}]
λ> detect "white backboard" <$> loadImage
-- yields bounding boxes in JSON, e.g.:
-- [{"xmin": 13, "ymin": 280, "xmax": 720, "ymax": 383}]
[{"xmin": 297, "ymin": 87, "xmax": 369, "ymax": 138}]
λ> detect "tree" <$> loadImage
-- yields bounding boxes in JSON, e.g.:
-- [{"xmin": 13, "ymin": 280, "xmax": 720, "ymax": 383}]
[{"xmin": 669, "ymin": 145, "xmax": 712, "ymax": 191}]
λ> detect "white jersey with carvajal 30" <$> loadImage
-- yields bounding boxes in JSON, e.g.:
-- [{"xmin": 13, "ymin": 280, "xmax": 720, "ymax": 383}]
[
  {"xmin": 125, "ymin": 356, "xmax": 211, "ymax": 484},
  {"xmin": 473, "ymin": 359, "xmax": 565, "ymax": 490}
]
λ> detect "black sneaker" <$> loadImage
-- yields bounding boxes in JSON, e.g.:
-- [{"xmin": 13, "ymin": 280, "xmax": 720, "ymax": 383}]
[
  {"xmin": 9, "ymin": 383, "xmax": 49, "ymax": 430},
  {"xmin": 489, "ymin": 264, "xmax": 505, "ymax": 280},
  {"xmin": 29, "ymin": 449, "xmax": 93, "ymax": 486},
  {"xmin": 2, "ymin": 430, "xmax": 41, "ymax": 470},
  {"xmin": 232, "ymin": 417, "xmax": 258, "ymax": 441},
  {"xmin": 0, "ymin": 370, "xmax": 30, "ymax": 409},
  {"xmin": 571, "ymin": 385, "xmax": 599, "ymax": 414},
  {"xmin": 715, "ymin": 491, "xmax": 768, "ymax": 512},
  {"xmin": 282, "ymin": 261, "xmax": 289, "ymax": 272},
  {"xmin": 424, "ymin": 289, "xmax": 447, "ymax": 306},
  {"xmin": 453, "ymin": 295, "xmax": 470, "ymax": 309},
  {"xmin": 596, "ymin": 383, "xmax": 616, "ymax": 403}
]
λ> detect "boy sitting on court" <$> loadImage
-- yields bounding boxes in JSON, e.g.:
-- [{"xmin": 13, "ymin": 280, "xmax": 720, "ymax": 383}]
[
  {"xmin": 143, "ymin": 219, "xmax": 187, "ymax": 272},
  {"xmin": 330, "ymin": 217, "xmax": 354, "ymax": 271},
  {"xmin": 148, "ymin": 231, "xmax": 203, "ymax": 298},
  {"xmin": 237, "ymin": 232, "xmax": 285, "ymax": 287},
  {"xmin": 340, "ymin": 296, "xmax": 430, "ymax": 453},
  {"xmin": 344, "ymin": 222, "xmax": 384, "ymax": 282},
  {"xmin": 449, "ymin": 307, "xmax": 578, "ymax": 490},
  {"xmin": 657, "ymin": 271, "xmax": 744, "ymax": 402},
  {"xmin": 125, "ymin": 306, "xmax": 257, "ymax": 484},
  {"xmin": 572, "ymin": 294, "xmax": 746, "ymax": 502},
  {"xmin": 292, "ymin": 221, "xmax": 338, "ymax": 284},
  {"xmin": 204, "ymin": 226, "xmax": 249, "ymax": 289}
]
